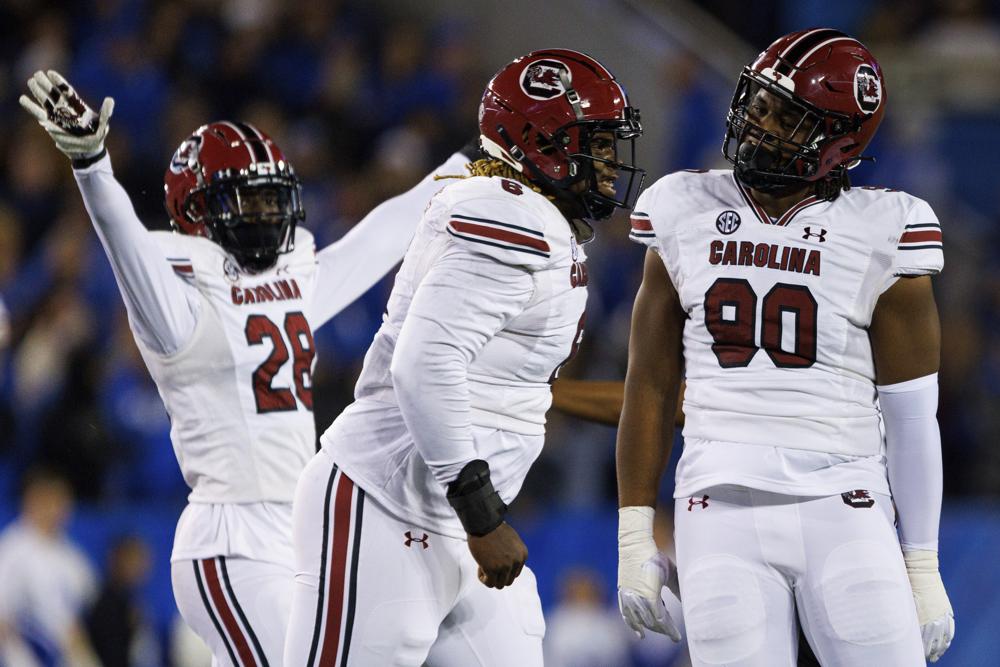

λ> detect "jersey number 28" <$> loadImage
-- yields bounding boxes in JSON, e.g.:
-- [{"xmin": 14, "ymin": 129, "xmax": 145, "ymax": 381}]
[
  {"xmin": 703, "ymin": 278, "xmax": 817, "ymax": 369},
  {"xmin": 245, "ymin": 312, "xmax": 315, "ymax": 413}
]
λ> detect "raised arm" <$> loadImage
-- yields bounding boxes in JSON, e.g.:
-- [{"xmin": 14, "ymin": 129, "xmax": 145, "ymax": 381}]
[
  {"xmin": 20, "ymin": 70, "xmax": 197, "ymax": 355},
  {"xmin": 615, "ymin": 249, "xmax": 685, "ymax": 641},
  {"xmin": 870, "ymin": 274, "xmax": 953, "ymax": 662},
  {"xmin": 310, "ymin": 152, "xmax": 471, "ymax": 328},
  {"xmin": 74, "ymin": 157, "xmax": 199, "ymax": 354}
]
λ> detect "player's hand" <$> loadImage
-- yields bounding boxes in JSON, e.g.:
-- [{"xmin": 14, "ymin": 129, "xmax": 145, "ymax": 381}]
[
  {"xmin": 618, "ymin": 506, "xmax": 682, "ymax": 641},
  {"xmin": 467, "ymin": 522, "xmax": 528, "ymax": 590},
  {"xmin": 904, "ymin": 550, "xmax": 954, "ymax": 662},
  {"xmin": 19, "ymin": 70, "xmax": 114, "ymax": 161}
]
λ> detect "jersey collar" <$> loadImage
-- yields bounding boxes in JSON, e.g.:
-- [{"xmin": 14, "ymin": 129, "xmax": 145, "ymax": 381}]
[{"xmin": 732, "ymin": 174, "xmax": 825, "ymax": 227}]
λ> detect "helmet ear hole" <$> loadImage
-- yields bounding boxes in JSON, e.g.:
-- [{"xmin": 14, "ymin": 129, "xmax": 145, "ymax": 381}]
[{"xmin": 536, "ymin": 133, "xmax": 556, "ymax": 155}]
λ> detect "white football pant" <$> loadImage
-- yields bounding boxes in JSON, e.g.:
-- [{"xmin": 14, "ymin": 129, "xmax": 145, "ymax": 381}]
[
  {"xmin": 283, "ymin": 449, "xmax": 544, "ymax": 666},
  {"xmin": 172, "ymin": 555, "xmax": 293, "ymax": 666},
  {"xmin": 674, "ymin": 485, "xmax": 924, "ymax": 667}
]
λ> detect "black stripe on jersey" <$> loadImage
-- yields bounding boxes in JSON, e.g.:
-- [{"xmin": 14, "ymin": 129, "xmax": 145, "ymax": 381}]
[
  {"xmin": 307, "ymin": 465, "xmax": 340, "ymax": 667},
  {"xmin": 194, "ymin": 561, "xmax": 239, "ymax": 667},
  {"xmin": 446, "ymin": 228, "xmax": 550, "ymax": 258},
  {"xmin": 338, "ymin": 488, "xmax": 365, "ymax": 667},
  {"xmin": 632, "ymin": 211, "xmax": 650, "ymax": 218},
  {"xmin": 629, "ymin": 231, "xmax": 656, "ymax": 238},
  {"xmin": 904, "ymin": 223, "xmax": 941, "ymax": 230},
  {"xmin": 452, "ymin": 214, "xmax": 545, "ymax": 237},
  {"xmin": 220, "ymin": 557, "xmax": 270, "ymax": 667},
  {"xmin": 775, "ymin": 29, "xmax": 847, "ymax": 74},
  {"xmin": 898, "ymin": 244, "xmax": 943, "ymax": 250}
]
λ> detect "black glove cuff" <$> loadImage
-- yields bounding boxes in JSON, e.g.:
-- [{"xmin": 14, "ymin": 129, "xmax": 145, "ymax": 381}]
[
  {"xmin": 446, "ymin": 459, "xmax": 507, "ymax": 537},
  {"xmin": 72, "ymin": 148, "xmax": 107, "ymax": 170}
]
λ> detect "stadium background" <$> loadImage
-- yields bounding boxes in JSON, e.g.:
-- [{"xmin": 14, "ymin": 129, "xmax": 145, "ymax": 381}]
[{"xmin": 0, "ymin": 0, "xmax": 998, "ymax": 664}]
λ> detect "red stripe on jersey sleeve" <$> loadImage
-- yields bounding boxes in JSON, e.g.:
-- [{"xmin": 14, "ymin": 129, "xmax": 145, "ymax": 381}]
[
  {"xmin": 450, "ymin": 220, "xmax": 550, "ymax": 253},
  {"xmin": 900, "ymin": 230, "xmax": 942, "ymax": 244},
  {"xmin": 630, "ymin": 216, "xmax": 653, "ymax": 231}
]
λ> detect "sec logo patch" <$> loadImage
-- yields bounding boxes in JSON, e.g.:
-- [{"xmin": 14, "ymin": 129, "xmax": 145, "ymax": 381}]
[{"xmin": 716, "ymin": 210, "xmax": 741, "ymax": 235}]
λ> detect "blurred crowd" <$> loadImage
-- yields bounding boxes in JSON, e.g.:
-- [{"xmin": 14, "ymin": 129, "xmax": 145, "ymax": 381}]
[{"xmin": 0, "ymin": 0, "xmax": 998, "ymax": 664}]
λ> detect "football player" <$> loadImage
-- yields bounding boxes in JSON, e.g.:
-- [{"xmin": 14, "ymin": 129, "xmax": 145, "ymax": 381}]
[
  {"xmin": 20, "ymin": 70, "xmax": 475, "ymax": 666},
  {"xmin": 282, "ymin": 49, "xmax": 646, "ymax": 666},
  {"xmin": 616, "ymin": 29, "xmax": 954, "ymax": 665}
]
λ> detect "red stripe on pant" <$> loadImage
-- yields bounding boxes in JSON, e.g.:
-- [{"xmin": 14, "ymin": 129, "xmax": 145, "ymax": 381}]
[
  {"xmin": 318, "ymin": 472, "xmax": 356, "ymax": 667},
  {"xmin": 202, "ymin": 558, "xmax": 258, "ymax": 666}
]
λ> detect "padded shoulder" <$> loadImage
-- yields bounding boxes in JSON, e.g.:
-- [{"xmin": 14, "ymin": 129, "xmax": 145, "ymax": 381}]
[
  {"xmin": 437, "ymin": 176, "xmax": 558, "ymax": 269},
  {"xmin": 630, "ymin": 170, "xmax": 711, "ymax": 251}
]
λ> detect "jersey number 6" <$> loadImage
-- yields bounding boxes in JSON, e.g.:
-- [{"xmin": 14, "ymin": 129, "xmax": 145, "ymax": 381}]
[
  {"xmin": 703, "ymin": 278, "xmax": 817, "ymax": 369},
  {"xmin": 245, "ymin": 312, "xmax": 315, "ymax": 413}
]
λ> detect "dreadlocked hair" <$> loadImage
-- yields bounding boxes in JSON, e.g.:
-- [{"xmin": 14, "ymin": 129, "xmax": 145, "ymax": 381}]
[
  {"xmin": 434, "ymin": 158, "xmax": 548, "ymax": 198},
  {"xmin": 815, "ymin": 168, "xmax": 851, "ymax": 202}
]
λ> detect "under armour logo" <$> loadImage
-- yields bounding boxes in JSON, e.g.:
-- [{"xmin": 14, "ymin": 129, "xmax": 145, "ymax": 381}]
[
  {"xmin": 687, "ymin": 495, "xmax": 710, "ymax": 511},
  {"xmin": 802, "ymin": 226, "xmax": 827, "ymax": 242},
  {"xmin": 404, "ymin": 531, "xmax": 429, "ymax": 549}
]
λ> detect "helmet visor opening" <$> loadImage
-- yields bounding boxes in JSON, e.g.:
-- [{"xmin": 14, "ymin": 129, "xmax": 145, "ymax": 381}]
[
  {"xmin": 202, "ymin": 174, "xmax": 303, "ymax": 271},
  {"xmin": 567, "ymin": 120, "xmax": 645, "ymax": 218}
]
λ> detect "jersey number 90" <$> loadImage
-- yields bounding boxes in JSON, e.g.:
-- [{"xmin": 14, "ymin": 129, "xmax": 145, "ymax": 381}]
[{"xmin": 703, "ymin": 278, "xmax": 817, "ymax": 369}]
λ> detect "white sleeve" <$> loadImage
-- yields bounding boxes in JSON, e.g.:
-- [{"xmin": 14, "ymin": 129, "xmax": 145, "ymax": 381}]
[
  {"xmin": 878, "ymin": 373, "xmax": 943, "ymax": 551},
  {"xmin": 310, "ymin": 152, "xmax": 470, "ymax": 328},
  {"xmin": 893, "ymin": 198, "xmax": 944, "ymax": 276},
  {"xmin": 389, "ymin": 246, "xmax": 535, "ymax": 487},
  {"xmin": 73, "ymin": 154, "xmax": 198, "ymax": 355}
]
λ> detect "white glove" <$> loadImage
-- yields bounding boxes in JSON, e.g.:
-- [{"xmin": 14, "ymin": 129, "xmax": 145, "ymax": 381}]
[
  {"xmin": 617, "ymin": 506, "xmax": 682, "ymax": 641},
  {"xmin": 904, "ymin": 550, "xmax": 954, "ymax": 662},
  {"xmin": 19, "ymin": 70, "xmax": 114, "ymax": 161}
]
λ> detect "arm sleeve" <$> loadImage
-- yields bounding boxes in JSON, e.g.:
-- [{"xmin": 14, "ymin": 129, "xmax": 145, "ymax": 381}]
[
  {"xmin": 389, "ymin": 246, "xmax": 535, "ymax": 487},
  {"xmin": 878, "ymin": 372, "xmax": 943, "ymax": 551},
  {"xmin": 310, "ymin": 152, "xmax": 470, "ymax": 328},
  {"xmin": 73, "ymin": 154, "xmax": 198, "ymax": 355}
]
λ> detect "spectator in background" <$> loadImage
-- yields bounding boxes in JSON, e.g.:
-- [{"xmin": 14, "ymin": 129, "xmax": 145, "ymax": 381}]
[
  {"xmin": 0, "ymin": 468, "xmax": 98, "ymax": 667},
  {"xmin": 86, "ymin": 535, "xmax": 158, "ymax": 667},
  {"xmin": 544, "ymin": 568, "xmax": 632, "ymax": 667}
]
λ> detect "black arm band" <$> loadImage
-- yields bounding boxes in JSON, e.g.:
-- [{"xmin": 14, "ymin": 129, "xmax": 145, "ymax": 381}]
[
  {"xmin": 446, "ymin": 459, "xmax": 507, "ymax": 537},
  {"xmin": 72, "ymin": 147, "xmax": 107, "ymax": 170}
]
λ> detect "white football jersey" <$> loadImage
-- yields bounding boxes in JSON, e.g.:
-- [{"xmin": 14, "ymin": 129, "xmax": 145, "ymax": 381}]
[
  {"xmin": 632, "ymin": 170, "xmax": 943, "ymax": 495},
  {"xmin": 72, "ymin": 151, "xmax": 471, "ymax": 562},
  {"xmin": 324, "ymin": 175, "xmax": 589, "ymax": 536},
  {"xmin": 140, "ymin": 229, "xmax": 319, "ymax": 504}
]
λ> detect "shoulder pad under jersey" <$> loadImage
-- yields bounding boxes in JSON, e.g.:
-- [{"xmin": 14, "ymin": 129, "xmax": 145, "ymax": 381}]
[{"xmin": 437, "ymin": 176, "xmax": 558, "ymax": 269}]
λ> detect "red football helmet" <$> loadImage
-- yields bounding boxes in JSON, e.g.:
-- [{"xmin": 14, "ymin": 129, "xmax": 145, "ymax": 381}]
[
  {"xmin": 478, "ymin": 48, "xmax": 644, "ymax": 220},
  {"xmin": 723, "ymin": 28, "xmax": 886, "ymax": 194},
  {"xmin": 164, "ymin": 121, "xmax": 304, "ymax": 272}
]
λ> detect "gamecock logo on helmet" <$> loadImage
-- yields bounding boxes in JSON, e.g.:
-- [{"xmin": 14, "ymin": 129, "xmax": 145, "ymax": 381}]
[
  {"xmin": 169, "ymin": 136, "xmax": 202, "ymax": 174},
  {"xmin": 854, "ymin": 64, "xmax": 882, "ymax": 114},
  {"xmin": 520, "ymin": 59, "xmax": 570, "ymax": 100}
]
